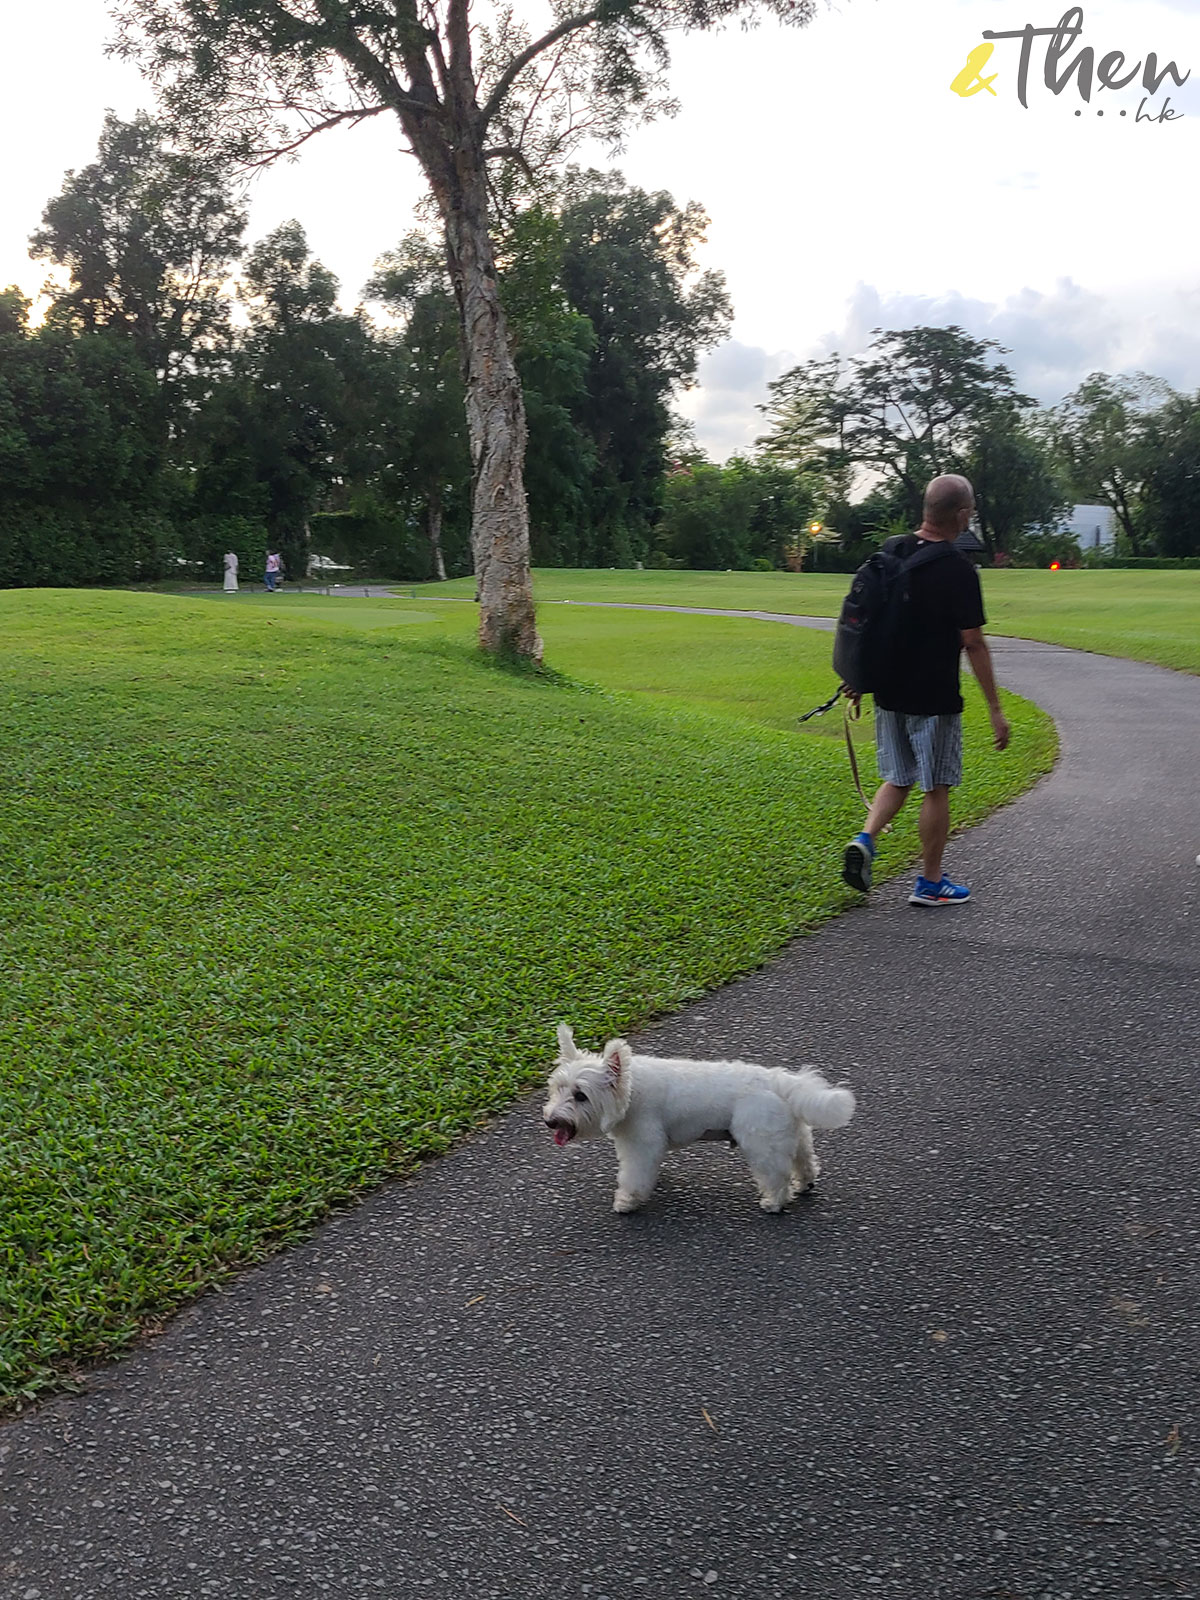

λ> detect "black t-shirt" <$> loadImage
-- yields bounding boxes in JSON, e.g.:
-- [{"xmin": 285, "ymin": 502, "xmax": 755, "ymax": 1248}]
[{"xmin": 874, "ymin": 535, "xmax": 986, "ymax": 716}]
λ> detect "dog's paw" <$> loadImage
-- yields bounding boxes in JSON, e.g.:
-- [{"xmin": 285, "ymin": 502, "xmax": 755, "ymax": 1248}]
[
  {"xmin": 789, "ymin": 1176, "xmax": 817, "ymax": 1198},
  {"xmin": 759, "ymin": 1193, "xmax": 790, "ymax": 1214},
  {"xmin": 612, "ymin": 1191, "xmax": 645, "ymax": 1214}
]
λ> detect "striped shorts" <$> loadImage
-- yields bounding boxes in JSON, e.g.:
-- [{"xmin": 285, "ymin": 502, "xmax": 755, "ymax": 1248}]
[{"xmin": 874, "ymin": 710, "xmax": 963, "ymax": 791}]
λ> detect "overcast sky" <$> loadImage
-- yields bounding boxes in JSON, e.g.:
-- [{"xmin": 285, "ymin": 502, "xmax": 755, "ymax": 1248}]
[{"xmin": 2, "ymin": 0, "xmax": 1197, "ymax": 458}]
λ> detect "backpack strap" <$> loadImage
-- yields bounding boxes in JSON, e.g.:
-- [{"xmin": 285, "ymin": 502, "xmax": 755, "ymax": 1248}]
[{"xmin": 901, "ymin": 537, "xmax": 959, "ymax": 573}]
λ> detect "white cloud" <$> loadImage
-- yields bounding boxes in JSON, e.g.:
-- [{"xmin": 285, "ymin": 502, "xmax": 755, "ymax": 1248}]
[
  {"xmin": 687, "ymin": 276, "xmax": 1200, "ymax": 459},
  {"xmin": 678, "ymin": 340, "xmax": 796, "ymax": 459}
]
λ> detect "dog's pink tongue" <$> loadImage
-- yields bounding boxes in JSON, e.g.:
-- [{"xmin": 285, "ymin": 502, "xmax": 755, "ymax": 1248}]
[{"xmin": 553, "ymin": 1128, "xmax": 571, "ymax": 1148}]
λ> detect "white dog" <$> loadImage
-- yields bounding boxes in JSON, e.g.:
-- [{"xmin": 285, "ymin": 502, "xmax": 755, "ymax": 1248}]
[{"xmin": 542, "ymin": 1025, "xmax": 855, "ymax": 1213}]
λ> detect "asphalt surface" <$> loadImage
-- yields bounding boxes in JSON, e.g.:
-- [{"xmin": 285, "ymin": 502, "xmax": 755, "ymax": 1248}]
[{"xmin": 3, "ymin": 625, "xmax": 1199, "ymax": 1600}]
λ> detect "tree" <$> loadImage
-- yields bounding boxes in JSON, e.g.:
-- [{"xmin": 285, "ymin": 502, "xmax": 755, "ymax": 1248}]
[
  {"xmin": 967, "ymin": 410, "xmax": 1071, "ymax": 557},
  {"xmin": 365, "ymin": 177, "xmax": 725, "ymax": 572},
  {"xmin": 0, "ymin": 318, "xmax": 169, "ymax": 585},
  {"xmin": 29, "ymin": 112, "xmax": 246, "ymax": 432},
  {"xmin": 658, "ymin": 460, "xmax": 756, "ymax": 568},
  {"xmin": 758, "ymin": 326, "xmax": 1034, "ymax": 517},
  {"xmin": 1049, "ymin": 372, "xmax": 1169, "ymax": 555},
  {"xmin": 190, "ymin": 222, "xmax": 387, "ymax": 574},
  {"xmin": 0, "ymin": 325, "xmax": 161, "ymax": 510},
  {"xmin": 558, "ymin": 171, "xmax": 732, "ymax": 565},
  {"xmin": 822, "ymin": 482, "xmax": 912, "ymax": 564},
  {"xmin": 731, "ymin": 458, "xmax": 818, "ymax": 568},
  {"xmin": 0, "ymin": 286, "xmax": 30, "ymax": 339},
  {"xmin": 113, "ymin": 0, "xmax": 819, "ymax": 658},
  {"xmin": 497, "ymin": 205, "xmax": 597, "ymax": 568},
  {"xmin": 1137, "ymin": 390, "xmax": 1200, "ymax": 557},
  {"xmin": 365, "ymin": 233, "xmax": 471, "ymax": 581},
  {"xmin": 654, "ymin": 455, "xmax": 816, "ymax": 571}
]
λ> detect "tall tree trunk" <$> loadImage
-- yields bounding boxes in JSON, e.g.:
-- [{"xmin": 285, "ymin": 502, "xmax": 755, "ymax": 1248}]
[
  {"xmin": 396, "ymin": 38, "xmax": 539, "ymax": 659},
  {"xmin": 427, "ymin": 489, "xmax": 447, "ymax": 582},
  {"xmin": 442, "ymin": 167, "xmax": 541, "ymax": 660}
]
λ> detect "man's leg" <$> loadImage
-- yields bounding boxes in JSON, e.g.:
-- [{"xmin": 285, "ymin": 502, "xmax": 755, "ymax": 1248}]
[
  {"xmin": 842, "ymin": 708, "xmax": 916, "ymax": 894},
  {"xmin": 844, "ymin": 783, "xmax": 911, "ymax": 893},
  {"xmin": 865, "ymin": 781, "xmax": 911, "ymax": 839},
  {"xmin": 918, "ymin": 785, "xmax": 951, "ymax": 883},
  {"xmin": 908, "ymin": 718, "xmax": 971, "ymax": 906}
]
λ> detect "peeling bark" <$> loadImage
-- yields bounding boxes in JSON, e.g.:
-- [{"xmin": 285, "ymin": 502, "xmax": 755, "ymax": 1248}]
[
  {"xmin": 427, "ymin": 490, "xmax": 448, "ymax": 582},
  {"xmin": 444, "ymin": 181, "xmax": 541, "ymax": 660},
  {"xmin": 402, "ymin": 58, "xmax": 542, "ymax": 661}
]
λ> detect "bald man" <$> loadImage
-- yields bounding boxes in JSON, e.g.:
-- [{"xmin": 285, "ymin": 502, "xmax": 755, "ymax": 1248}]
[{"xmin": 842, "ymin": 475, "xmax": 1010, "ymax": 906}]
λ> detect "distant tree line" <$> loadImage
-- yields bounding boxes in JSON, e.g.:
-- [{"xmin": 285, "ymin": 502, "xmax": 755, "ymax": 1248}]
[
  {"xmin": 2, "ymin": 118, "xmax": 1198, "ymax": 587},
  {"xmin": 696, "ymin": 325, "xmax": 1200, "ymax": 570},
  {"xmin": 0, "ymin": 115, "xmax": 730, "ymax": 587}
]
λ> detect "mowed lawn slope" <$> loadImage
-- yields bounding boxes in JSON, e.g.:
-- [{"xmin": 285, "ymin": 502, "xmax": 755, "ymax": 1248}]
[
  {"xmin": 0, "ymin": 591, "xmax": 1053, "ymax": 1405},
  {"xmin": 423, "ymin": 567, "xmax": 1200, "ymax": 676}
]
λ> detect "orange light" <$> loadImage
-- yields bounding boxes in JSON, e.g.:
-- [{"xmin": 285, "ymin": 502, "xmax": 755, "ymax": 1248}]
[
  {"xmin": 1050, "ymin": 561, "xmax": 1061, "ymax": 571},
  {"xmin": 809, "ymin": 522, "xmax": 823, "ymax": 534}
]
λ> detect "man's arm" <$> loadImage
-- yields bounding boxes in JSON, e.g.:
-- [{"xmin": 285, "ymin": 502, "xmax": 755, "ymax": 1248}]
[{"xmin": 961, "ymin": 627, "xmax": 1011, "ymax": 750}]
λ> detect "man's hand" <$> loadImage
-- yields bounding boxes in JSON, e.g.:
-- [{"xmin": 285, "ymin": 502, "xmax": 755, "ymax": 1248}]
[{"xmin": 963, "ymin": 630, "xmax": 1009, "ymax": 750}]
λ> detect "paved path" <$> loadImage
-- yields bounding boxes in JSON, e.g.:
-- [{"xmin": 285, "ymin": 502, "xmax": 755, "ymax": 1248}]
[{"xmin": 3, "ymin": 620, "xmax": 1199, "ymax": 1600}]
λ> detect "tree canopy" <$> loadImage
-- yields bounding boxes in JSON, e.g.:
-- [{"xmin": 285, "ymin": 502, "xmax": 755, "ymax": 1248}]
[
  {"xmin": 6, "ymin": 108, "xmax": 1200, "ymax": 587},
  {"xmin": 31, "ymin": 111, "xmax": 245, "ymax": 424},
  {"xmin": 110, "ymin": 0, "xmax": 820, "ymax": 656}
]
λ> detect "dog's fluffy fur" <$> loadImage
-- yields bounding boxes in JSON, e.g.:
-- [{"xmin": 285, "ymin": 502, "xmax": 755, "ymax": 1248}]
[{"xmin": 542, "ymin": 1025, "xmax": 855, "ymax": 1213}]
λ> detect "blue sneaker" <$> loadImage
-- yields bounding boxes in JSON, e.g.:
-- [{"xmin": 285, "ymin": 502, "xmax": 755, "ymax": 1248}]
[
  {"xmin": 909, "ymin": 874, "xmax": 971, "ymax": 907},
  {"xmin": 842, "ymin": 831, "xmax": 876, "ymax": 894}
]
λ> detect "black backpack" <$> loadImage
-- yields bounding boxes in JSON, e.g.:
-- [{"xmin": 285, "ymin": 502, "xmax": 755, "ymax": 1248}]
[{"xmin": 832, "ymin": 535, "xmax": 956, "ymax": 696}]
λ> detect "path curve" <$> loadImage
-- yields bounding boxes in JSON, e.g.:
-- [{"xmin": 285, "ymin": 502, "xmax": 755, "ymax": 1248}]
[{"xmin": 3, "ymin": 617, "xmax": 1199, "ymax": 1600}]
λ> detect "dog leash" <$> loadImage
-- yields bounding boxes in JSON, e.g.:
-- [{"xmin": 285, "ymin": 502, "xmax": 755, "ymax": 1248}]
[
  {"xmin": 840, "ymin": 696, "xmax": 873, "ymax": 811},
  {"xmin": 797, "ymin": 686, "xmax": 845, "ymax": 723},
  {"xmin": 797, "ymin": 685, "xmax": 886, "ymax": 827}
]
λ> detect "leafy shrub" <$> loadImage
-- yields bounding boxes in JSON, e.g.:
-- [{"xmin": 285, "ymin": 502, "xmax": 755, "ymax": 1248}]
[
  {"xmin": 0, "ymin": 508, "xmax": 176, "ymax": 587},
  {"xmin": 309, "ymin": 509, "xmax": 433, "ymax": 581},
  {"xmin": 1095, "ymin": 556, "xmax": 1200, "ymax": 570},
  {"xmin": 180, "ymin": 515, "xmax": 269, "ymax": 582},
  {"xmin": 1007, "ymin": 530, "xmax": 1085, "ymax": 568}
]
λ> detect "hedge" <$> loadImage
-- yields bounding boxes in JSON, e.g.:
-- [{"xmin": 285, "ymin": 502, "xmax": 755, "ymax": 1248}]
[
  {"xmin": 0, "ymin": 508, "xmax": 178, "ymax": 587},
  {"xmin": 1086, "ymin": 556, "xmax": 1200, "ymax": 570}
]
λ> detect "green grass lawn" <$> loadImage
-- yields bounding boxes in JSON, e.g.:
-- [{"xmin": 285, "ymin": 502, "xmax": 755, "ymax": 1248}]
[
  {"xmin": 421, "ymin": 567, "xmax": 1200, "ymax": 676},
  {"xmin": 0, "ymin": 589, "xmax": 1053, "ymax": 1406}
]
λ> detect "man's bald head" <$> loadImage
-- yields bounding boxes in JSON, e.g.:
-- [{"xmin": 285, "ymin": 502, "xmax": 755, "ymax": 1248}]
[{"xmin": 923, "ymin": 475, "xmax": 975, "ymax": 531}]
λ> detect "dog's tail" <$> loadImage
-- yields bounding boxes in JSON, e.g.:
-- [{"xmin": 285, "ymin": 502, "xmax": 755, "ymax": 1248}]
[{"xmin": 768, "ymin": 1068, "xmax": 856, "ymax": 1130}]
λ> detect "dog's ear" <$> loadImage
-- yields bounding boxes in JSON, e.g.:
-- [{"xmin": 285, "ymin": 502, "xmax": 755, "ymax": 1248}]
[
  {"xmin": 556, "ymin": 1024, "xmax": 579, "ymax": 1061},
  {"xmin": 601, "ymin": 1039, "xmax": 632, "ymax": 1081}
]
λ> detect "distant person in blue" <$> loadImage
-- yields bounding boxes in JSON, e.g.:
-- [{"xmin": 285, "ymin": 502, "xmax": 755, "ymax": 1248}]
[
  {"xmin": 264, "ymin": 550, "xmax": 283, "ymax": 593},
  {"xmin": 842, "ymin": 475, "xmax": 1010, "ymax": 907}
]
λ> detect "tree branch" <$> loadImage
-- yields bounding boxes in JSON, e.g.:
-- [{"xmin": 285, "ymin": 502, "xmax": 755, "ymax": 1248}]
[
  {"xmin": 242, "ymin": 103, "xmax": 413, "ymax": 165},
  {"xmin": 482, "ymin": 144, "xmax": 536, "ymax": 178},
  {"xmin": 310, "ymin": 0, "xmax": 441, "ymax": 119},
  {"xmin": 479, "ymin": 9, "xmax": 604, "ymax": 130},
  {"xmin": 446, "ymin": 0, "xmax": 474, "ymax": 104}
]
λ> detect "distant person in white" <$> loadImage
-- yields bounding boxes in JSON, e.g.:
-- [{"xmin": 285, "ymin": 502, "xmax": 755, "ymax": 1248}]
[{"xmin": 223, "ymin": 551, "xmax": 239, "ymax": 593}]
